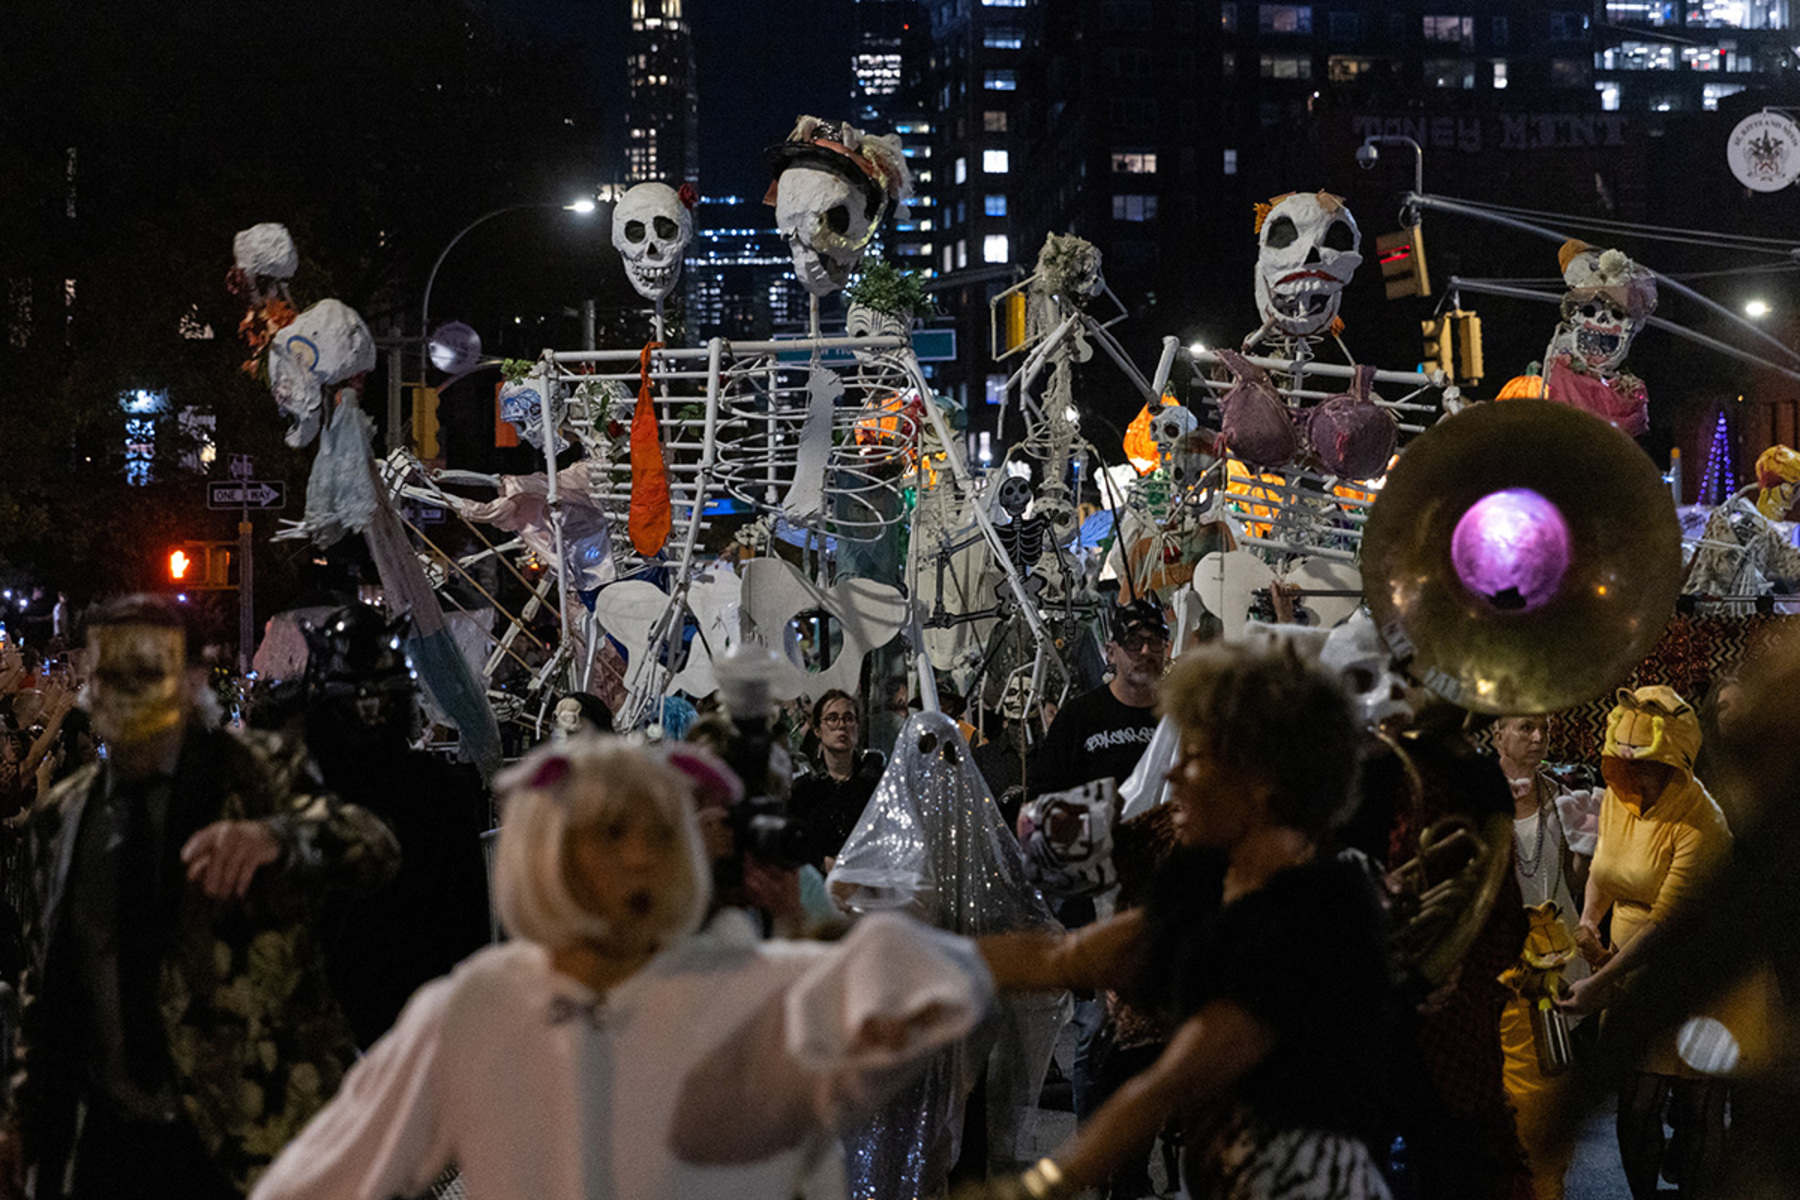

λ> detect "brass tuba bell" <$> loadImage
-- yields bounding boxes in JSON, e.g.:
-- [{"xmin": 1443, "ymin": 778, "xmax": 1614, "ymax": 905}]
[{"xmin": 1362, "ymin": 399, "xmax": 1683, "ymax": 715}]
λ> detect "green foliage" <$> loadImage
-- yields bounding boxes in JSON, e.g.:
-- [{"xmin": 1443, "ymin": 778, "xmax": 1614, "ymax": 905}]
[
  {"xmin": 501, "ymin": 358, "xmax": 539, "ymax": 384},
  {"xmin": 844, "ymin": 259, "xmax": 937, "ymax": 319}
]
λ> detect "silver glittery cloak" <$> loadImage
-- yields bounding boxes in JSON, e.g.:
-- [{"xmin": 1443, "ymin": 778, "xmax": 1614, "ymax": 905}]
[{"xmin": 829, "ymin": 711, "xmax": 1065, "ymax": 1197}]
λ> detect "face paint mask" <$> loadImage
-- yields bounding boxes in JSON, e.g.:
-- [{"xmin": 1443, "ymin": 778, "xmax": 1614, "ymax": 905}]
[{"xmin": 87, "ymin": 623, "xmax": 187, "ymax": 745}]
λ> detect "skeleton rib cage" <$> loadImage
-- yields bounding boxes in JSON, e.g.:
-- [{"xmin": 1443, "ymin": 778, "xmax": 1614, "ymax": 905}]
[{"xmin": 389, "ymin": 334, "xmax": 1017, "ymax": 732}]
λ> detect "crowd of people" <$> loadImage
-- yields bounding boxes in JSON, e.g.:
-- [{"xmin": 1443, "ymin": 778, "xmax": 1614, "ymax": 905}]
[{"xmin": 0, "ymin": 589, "xmax": 1783, "ymax": 1200}]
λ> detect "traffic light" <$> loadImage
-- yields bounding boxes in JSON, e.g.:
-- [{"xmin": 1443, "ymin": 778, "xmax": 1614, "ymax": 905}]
[
  {"xmin": 1377, "ymin": 227, "xmax": 1431, "ymax": 299},
  {"xmin": 166, "ymin": 542, "xmax": 234, "ymax": 589},
  {"xmin": 1452, "ymin": 310, "xmax": 1484, "ymax": 386},
  {"xmin": 1421, "ymin": 318, "xmax": 1454, "ymax": 381},
  {"xmin": 411, "ymin": 385, "xmax": 442, "ymax": 460}
]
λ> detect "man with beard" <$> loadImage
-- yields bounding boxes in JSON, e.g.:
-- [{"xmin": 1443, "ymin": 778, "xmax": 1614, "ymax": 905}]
[
  {"xmin": 1027, "ymin": 599, "xmax": 1169, "ymax": 806},
  {"xmin": 301, "ymin": 604, "xmax": 493, "ymax": 1047},
  {"xmin": 0, "ymin": 595, "xmax": 397, "ymax": 1200}
]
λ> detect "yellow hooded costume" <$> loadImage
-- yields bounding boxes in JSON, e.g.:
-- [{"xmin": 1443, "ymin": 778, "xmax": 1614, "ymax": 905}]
[{"xmin": 1591, "ymin": 684, "xmax": 1765, "ymax": 1078}]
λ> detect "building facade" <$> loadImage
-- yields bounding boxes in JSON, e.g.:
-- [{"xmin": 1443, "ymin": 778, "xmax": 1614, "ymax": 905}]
[{"xmin": 625, "ymin": 0, "xmax": 700, "ymax": 187}]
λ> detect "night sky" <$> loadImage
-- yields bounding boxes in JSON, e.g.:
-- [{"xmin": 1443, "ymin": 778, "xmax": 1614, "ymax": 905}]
[{"xmin": 494, "ymin": 0, "xmax": 857, "ymax": 200}]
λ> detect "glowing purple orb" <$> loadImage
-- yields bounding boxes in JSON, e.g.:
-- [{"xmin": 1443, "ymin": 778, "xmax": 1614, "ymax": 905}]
[{"xmin": 1450, "ymin": 488, "xmax": 1572, "ymax": 612}]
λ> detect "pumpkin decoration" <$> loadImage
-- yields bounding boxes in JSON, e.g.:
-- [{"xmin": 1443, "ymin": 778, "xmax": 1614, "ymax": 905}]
[
  {"xmin": 1123, "ymin": 403, "xmax": 1160, "ymax": 475},
  {"xmin": 1497, "ymin": 374, "xmax": 1548, "ymax": 401}
]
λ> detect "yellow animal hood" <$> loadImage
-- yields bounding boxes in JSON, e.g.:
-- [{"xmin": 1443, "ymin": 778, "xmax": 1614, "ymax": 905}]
[{"xmin": 1602, "ymin": 684, "xmax": 1701, "ymax": 793}]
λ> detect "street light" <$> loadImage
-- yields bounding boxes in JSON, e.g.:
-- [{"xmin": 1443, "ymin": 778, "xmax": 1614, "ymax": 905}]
[
  {"xmin": 1746, "ymin": 299, "xmax": 1772, "ymax": 319},
  {"xmin": 419, "ymin": 198, "xmax": 598, "ymax": 386}
]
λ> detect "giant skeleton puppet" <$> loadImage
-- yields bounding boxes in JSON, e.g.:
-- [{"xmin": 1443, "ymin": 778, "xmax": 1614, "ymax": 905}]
[
  {"xmin": 1516, "ymin": 240, "xmax": 1657, "ymax": 437},
  {"xmin": 765, "ymin": 116, "xmax": 913, "ymax": 302}
]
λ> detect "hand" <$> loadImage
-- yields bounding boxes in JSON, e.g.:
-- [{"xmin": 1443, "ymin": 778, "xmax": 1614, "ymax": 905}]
[
  {"xmin": 34, "ymin": 750, "xmax": 57, "ymax": 797},
  {"xmin": 1557, "ymin": 973, "xmax": 1611, "ymax": 1018},
  {"xmin": 39, "ymin": 677, "xmax": 76, "ymax": 718},
  {"xmin": 740, "ymin": 856, "xmax": 803, "ymax": 922},
  {"xmin": 1574, "ymin": 922, "xmax": 1613, "ymax": 970},
  {"xmin": 850, "ymin": 1001, "xmax": 945, "ymax": 1055},
  {"xmin": 947, "ymin": 1159, "xmax": 1073, "ymax": 1200},
  {"xmin": 181, "ymin": 820, "xmax": 281, "ymax": 899}
]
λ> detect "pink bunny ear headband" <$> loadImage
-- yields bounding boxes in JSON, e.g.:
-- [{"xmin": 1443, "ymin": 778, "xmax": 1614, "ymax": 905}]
[{"xmin": 502, "ymin": 736, "xmax": 745, "ymax": 807}]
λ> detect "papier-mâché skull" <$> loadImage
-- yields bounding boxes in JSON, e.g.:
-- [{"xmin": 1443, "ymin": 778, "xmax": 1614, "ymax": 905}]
[
  {"xmin": 1320, "ymin": 612, "xmax": 1413, "ymax": 730},
  {"xmin": 1549, "ymin": 244, "xmax": 1656, "ymax": 376},
  {"xmin": 1254, "ymin": 193, "xmax": 1363, "ymax": 338},
  {"xmin": 267, "ymin": 298, "xmax": 377, "ymax": 447},
  {"xmin": 613, "ymin": 182, "xmax": 692, "ymax": 303},
  {"xmin": 775, "ymin": 166, "xmax": 879, "ymax": 297}
]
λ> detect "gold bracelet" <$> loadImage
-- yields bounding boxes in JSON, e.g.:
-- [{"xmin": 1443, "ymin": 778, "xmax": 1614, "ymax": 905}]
[{"xmin": 1020, "ymin": 1158, "xmax": 1071, "ymax": 1200}]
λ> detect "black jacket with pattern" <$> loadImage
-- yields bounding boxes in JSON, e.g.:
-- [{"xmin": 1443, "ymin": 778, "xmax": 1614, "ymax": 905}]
[{"xmin": 5, "ymin": 724, "xmax": 399, "ymax": 1198}]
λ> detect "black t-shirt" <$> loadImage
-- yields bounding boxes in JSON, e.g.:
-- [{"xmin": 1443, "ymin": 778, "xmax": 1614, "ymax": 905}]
[
  {"xmin": 788, "ymin": 751, "xmax": 884, "ymax": 866},
  {"xmin": 1026, "ymin": 684, "xmax": 1157, "ymax": 799},
  {"xmin": 1138, "ymin": 850, "xmax": 1395, "ymax": 1147}
]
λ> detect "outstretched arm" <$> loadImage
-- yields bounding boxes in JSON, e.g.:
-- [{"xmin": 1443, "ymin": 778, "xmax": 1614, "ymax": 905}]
[
  {"xmin": 978, "ymin": 909, "xmax": 1146, "ymax": 993},
  {"xmin": 958, "ymin": 999, "xmax": 1275, "ymax": 1199}
]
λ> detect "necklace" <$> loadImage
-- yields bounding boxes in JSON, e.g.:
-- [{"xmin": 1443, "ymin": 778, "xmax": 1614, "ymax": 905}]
[{"xmin": 1514, "ymin": 775, "xmax": 1549, "ymax": 878}]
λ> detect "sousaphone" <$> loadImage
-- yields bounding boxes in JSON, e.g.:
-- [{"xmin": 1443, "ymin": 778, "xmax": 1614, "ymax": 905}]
[
  {"xmin": 1362, "ymin": 398, "xmax": 1683, "ymax": 715},
  {"xmin": 1362, "ymin": 400, "xmax": 1682, "ymax": 988}
]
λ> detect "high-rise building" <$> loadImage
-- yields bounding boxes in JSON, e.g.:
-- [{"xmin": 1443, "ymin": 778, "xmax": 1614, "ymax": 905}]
[
  {"xmin": 684, "ymin": 196, "xmax": 811, "ymax": 340},
  {"xmin": 852, "ymin": 1, "xmax": 939, "ymax": 282},
  {"xmin": 914, "ymin": 0, "xmax": 1043, "ymax": 430},
  {"xmin": 625, "ymin": 0, "xmax": 700, "ymax": 187}
]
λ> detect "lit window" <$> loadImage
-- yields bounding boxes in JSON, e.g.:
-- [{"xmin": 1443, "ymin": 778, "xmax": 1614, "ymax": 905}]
[
  {"xmin": 1597, "ymin": 82, "xmax": 1622, "ymax": 110},
  {"xmin": 955, "ymin": 156, "xmax": 968, "ymax": 183},
  {"xmin": 985, "ymin": 194, "xmax": 1008, "ymax": 216},
  {"xmin": 1223, "ymin": 148, "xmax": 1239, "ymax": 174},
  {"xmin": 1548, "ymin": 10, "xmax": 1588, "ymax": 39},
  {"xmin": 1492, "ymin": 60, "xmax": 1507, "ymax": 88},
  {"xmin": 982, "ymin": 0, "xmax": 1027, "ymax": 6},
  {"xmin": 1222, "ymin": 3, "xmax": 1238, "ymax": 32},
  {"xmin": 1422, "ymin": 15, "xmax": 1474, "ymax": 49},
  {"xmin": 984, "ymin": 69, "xmax": 1018, "ymax": 90},
  {"xmin": 957, "ymin": 240, "xmax": 969, "ymax": 268},
  {"xmin": 1703, "ymin": 82, "xmax": 1745, "ymax": 110},
  {"xmin": 983, "ymin": 148, "xmax": 1010, "ymax": 173},
  {"xmin": 1112, "ymin": 194, "xmax": 1158, "ymax": 221},
  {"xmin": 1111, "ymin": 151, "xmax": 1158, "ymax": 173},
  {"xmin": 984, "ymin": 110, "xmax": 1009, "ymax": 132},
  {"xmin": 983, "ymin": 234, "xmax": 1010, "ymax": 263},
  {"xmin": 1258, "ymin": 4, "xmax": 1312, "ymax": 34},
  {"xmin": 1259, "ymin": 53, "xmax": 1313, "ymax": 79},
  {"xmin": 985, "ymin": 28, "xmax": 1024, "ymax": 49}
]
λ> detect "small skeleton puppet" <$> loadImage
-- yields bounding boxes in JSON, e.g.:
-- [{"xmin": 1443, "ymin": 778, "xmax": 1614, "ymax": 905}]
[
  {"xmin": 764, "ymin": 115, "xmax": 914, "ymax": 297},
  {"xmin": 991, "ymin": 469, "xmax": 1055, "ymax": 602},
  {"xmin": 1214, "ymin": 349, "xmax": 1298, "ymax": 470},
  {"xmin": 229, "ymin": 222, "xmax": 302, "ymax": 375},
  {"xmin": 267, "ymin": 298, "xmax": 377, "ymax": 447},
  {"xmin": 1249, "ymin": 192, "xmax": 1363, "ymax": 348},
  {"xmin": 612, "ymin": 182, "xmax": 696, "ymax": 304},
  {"xmin": 1303, "ymin": 364, "xmax": 1396, "ymax": 482},
  {"xmin": 1528, "ymin": 240, "xmax": 1657, "ymax": 437}
]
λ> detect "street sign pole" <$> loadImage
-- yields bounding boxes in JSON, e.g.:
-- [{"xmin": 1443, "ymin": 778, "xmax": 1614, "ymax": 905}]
[
  {"xmin": 236, "ymin": 456, "xmax": 255, "ymax": 674},
  {"xmin": 239, "ymin": 515, "xmax": 254, "ymax": 674}
]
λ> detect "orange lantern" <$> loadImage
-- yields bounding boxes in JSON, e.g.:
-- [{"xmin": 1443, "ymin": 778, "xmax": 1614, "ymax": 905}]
[{"xmin": 1123, "ymin": 404, "xmax": 1160, "ymax": 474}]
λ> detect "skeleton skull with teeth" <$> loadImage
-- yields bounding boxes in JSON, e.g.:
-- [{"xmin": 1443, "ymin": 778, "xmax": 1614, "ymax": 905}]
[
  {"xmin": 997, "ymin": 472, "xmax": 1034, "ymax": 520},
  {"xmin": 612, "ymin": 182, "xmax": 693, "ymax": 303},
  {"xmin": 1151, "ymin": 404, "xmax": 1198, "ymax": 455},
  {"xmin": 1550, "ymin": 244, "xmax": 1656, "ymax": 375},
  {"xmin": 774, "ymin": 167, "xmax": 881, "ymax": 297},
  {"xmin": 765, "ymin": 115, "xmax": 913, "ymax": 299},
  {"xmin": 1254, "ymin": 192, "xmax": 1363, "ymax": 338}
]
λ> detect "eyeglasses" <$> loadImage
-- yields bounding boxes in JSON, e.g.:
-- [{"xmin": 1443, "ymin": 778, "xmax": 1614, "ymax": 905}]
[
  {"xmin": 1115, "ymin": 632, "xmax": 1168, "ymax": 654},
  {"xmin": 820, "ymin": 712, "xmax": 859, "ymax": 728}
]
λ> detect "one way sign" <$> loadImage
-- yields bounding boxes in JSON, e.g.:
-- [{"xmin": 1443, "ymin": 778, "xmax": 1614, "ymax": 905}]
[{"xmin": 207, "ymin": 480, "xmax": 287, "ymax": 509}]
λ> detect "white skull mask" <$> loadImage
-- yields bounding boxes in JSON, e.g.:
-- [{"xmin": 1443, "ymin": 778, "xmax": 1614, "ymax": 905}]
[
  {"xmin": 1549, "ymin": 247, "xmax": 1656, "ymax": 375},
  {"xmin": 1320, "ymin": 612, "xmax": 1412, "ymax": 729},
  {"xmin": 775, "ymin": 166, "xmax": 881, "ymax": 297},
  {"xmin": 612, "ymin": 183, "xmax": 692, "ymax": 302},
  {"xmin": 1254, "ymin": 193, "xmax": 1363, "ymax": 338}
]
